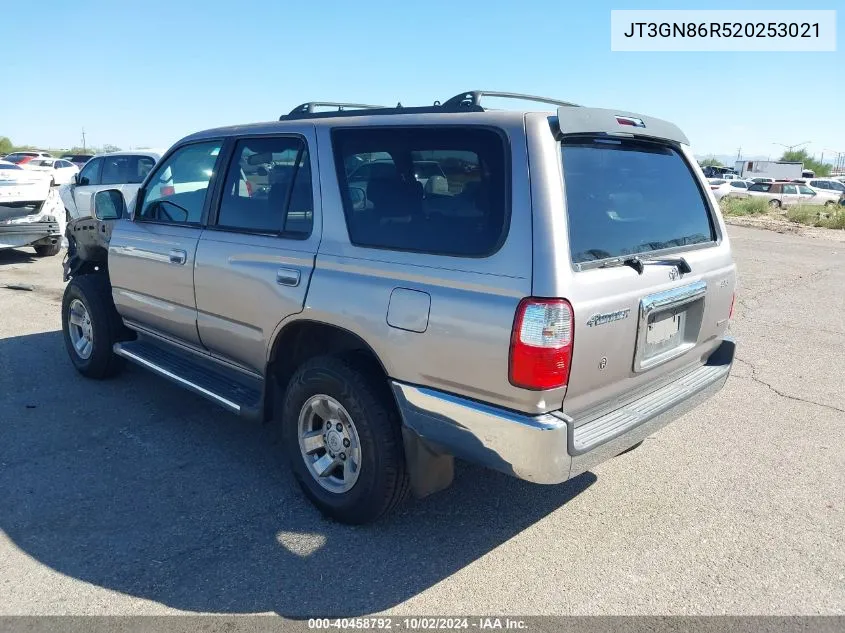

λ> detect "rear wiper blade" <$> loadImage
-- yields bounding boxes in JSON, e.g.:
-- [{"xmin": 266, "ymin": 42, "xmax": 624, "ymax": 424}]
[{"xmin": 601, "ymin": 256, "xmax": 692, "ymax": 275}]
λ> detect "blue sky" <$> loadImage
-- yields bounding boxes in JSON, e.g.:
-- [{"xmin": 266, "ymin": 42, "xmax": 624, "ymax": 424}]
[{"xmin": 3, "ymin": 0, "xmax": 842, "ymax": 161}]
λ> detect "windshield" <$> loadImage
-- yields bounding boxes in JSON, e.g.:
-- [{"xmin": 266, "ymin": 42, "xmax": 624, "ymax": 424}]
[{"xmin": 562, "ymin": 138, "xmax": 715, "ymax": 264}]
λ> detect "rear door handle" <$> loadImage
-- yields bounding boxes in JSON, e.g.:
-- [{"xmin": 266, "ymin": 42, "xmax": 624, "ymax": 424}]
[
  {"xmin": 276, "ymin": 268, "xmax": 300, "ymax": 287},
  {"xmin": 169, "ymin": 249, "xmax": 187, "ymax": 265}
]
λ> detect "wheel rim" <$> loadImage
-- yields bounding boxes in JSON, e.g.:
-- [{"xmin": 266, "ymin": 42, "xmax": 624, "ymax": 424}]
[
  {"xmin": 297, "ymin": 394, "xmax": 362, "ymax": 493},
  {"xmin": 68, "ymin": 298, "xmax": 94, "ymax": 360}
]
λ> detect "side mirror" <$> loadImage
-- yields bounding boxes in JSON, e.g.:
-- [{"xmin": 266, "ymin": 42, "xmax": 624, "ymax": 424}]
[{"xmin": 93, "ymin": 189, "xmax": 125, "ymax": 220}]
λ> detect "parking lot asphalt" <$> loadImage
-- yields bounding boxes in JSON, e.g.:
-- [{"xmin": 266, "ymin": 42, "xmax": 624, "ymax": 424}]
[{"xmin": 0, "ymin": 225, "xmax": 843, "ymax": 617}]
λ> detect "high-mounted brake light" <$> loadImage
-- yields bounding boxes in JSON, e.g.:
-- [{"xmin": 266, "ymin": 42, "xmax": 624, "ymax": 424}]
[
  {"xmin": 509, "ymin": 298, "xmax": 574, "ymax": 390},
  {"xmin": 615, "ymin": 115, "xmax": 646, "ymax": 128}
]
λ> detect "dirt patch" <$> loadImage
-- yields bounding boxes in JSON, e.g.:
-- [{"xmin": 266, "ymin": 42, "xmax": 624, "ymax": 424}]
[{"xmin": 725, "ymin": 215, "xmax": 845, "ymax": 243}]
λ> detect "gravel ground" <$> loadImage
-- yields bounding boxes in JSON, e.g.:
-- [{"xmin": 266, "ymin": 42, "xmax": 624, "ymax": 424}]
[{"xmin": 0, "ymin": 225, "xmax": 842, "ymax": 617}]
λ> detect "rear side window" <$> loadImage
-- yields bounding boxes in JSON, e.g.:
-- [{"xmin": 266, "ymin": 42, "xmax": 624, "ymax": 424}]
[
  {"xmin": 562, "ymin": 138, "xmax": 715, "ymax": 264},
  {"xmin": 215, "ymin": 136, "xmax": 313, "ymax": 237},
  {"xmin": 333, "ymin": 127, "xmax": 508, "ymax": 257}
]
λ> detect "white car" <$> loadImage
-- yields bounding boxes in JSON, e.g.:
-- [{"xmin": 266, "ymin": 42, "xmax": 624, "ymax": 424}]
[
  {"xmin": 791, "ymin": 179, "xmax": 843, "ymax": 205},
  {"xmin": 0, "ymin": 160, "xmax": 51, "ymax": 205},
  {"xmin": 708, "ymin": 178, "xmax": 753, "ymax": 201},
  {"xmin": 23, "ymin": 158, "xmax": 79, "ymax": 185},
  {"xmin": 60, "ymin": 150, "xmax": 161, "ymax": 219},
  {"xmin": 0, "ymin": 161, "xmax": 64, "ymax": 256}
]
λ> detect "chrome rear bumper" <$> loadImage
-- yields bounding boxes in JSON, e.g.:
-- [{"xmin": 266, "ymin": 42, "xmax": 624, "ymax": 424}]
[{"xmin": 391, "ymin": 337, "xmax": 735, "ymax": 484}]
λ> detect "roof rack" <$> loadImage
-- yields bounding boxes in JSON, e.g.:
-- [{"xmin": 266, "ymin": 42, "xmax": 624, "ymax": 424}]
[
  {"xmin": 278, "ymin": 90, "xmax": 579, "ymax": 121},
  {"xmin": 285, "ymin": 102, "xmax": 387, "ymax": 116},
  {"xmin": 441, "ymin": 90, "xmax": 581, "ymax": 110}
]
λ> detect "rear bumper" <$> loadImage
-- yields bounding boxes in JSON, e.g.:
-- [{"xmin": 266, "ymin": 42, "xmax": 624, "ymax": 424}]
[
  {"xmin": 391, "ymin": 337, "xmax": 735, "ymax": 484},
  {"xmin": 0, "ymin": 221, "xmax": 61, "ymax": 250}
]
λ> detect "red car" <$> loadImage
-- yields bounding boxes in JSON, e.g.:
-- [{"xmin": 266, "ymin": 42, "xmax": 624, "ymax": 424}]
[{"xmin": 2, "ymin": 151, "xmax": 52, "ymax": 165}]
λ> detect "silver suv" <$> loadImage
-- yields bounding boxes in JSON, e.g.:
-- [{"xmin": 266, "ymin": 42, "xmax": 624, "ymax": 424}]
[{"xmin": 60, "ymin": 91, "xmax": 736, "ymax": 524}]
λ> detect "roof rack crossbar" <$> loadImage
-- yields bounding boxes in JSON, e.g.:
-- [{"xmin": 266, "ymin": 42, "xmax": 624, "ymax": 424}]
[
  {"xmin": 442, "ymin": 90, "xmax": 581, "ymax": 110},
  {"xmin": 284, "ymin": 102, "xmax": 387, "ymax": 117}
]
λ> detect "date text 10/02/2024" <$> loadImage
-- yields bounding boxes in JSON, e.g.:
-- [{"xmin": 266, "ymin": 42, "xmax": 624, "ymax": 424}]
[{"xmin": 308, "ymin": 617, "xmax": 529, "ymax": 630}]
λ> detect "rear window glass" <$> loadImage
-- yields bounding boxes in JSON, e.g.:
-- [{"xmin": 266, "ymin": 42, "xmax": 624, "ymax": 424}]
[
  {"xmin": 333, "ymin": 127, "xmax": 508, "ymax": 257},
  {"xmin": 562, "ymin": 138, "xmax": 715, "ymax": 264}
]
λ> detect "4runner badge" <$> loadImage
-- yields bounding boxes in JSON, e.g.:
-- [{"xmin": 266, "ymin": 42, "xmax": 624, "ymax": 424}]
[{"xmin": 586, "ymin": 309, "xmax": 630, "ymax": 327}]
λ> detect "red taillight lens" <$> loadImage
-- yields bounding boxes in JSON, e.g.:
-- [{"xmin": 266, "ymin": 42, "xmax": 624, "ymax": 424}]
[
  {"xmin": 509, "ymin": 298, "xmax": 574, "ymax": 390},
  {"xmin": 245, "ymin": 180, "xmax": 254, "ymax": 197},
  {"xmin": 161, "ymin": 185, "xmax": 175, "ymax": 197}
]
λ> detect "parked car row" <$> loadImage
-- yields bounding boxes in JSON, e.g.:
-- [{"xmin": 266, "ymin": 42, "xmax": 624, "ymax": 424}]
[{"xmin": 708, "ymin": 176, "xmax": 845, "ymax": 207}]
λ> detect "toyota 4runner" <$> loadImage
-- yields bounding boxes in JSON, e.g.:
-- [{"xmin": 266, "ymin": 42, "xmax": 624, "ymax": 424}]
[{"xmin": 61, "ymin": 91, "xmax": 736, "ymax": 524}]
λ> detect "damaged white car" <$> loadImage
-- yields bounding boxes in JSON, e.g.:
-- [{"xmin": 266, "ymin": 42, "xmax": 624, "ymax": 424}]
[{"xmin": 0, "ymin": 160, "xmax": 65, "ymax": 256}]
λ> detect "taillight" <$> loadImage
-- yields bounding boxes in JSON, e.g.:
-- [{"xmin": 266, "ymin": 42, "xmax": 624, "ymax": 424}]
[
  {"xmin": 509, "ymin": 298, "xmax": 574, "ymax": 390},
  {"xmin": 161, "ymin": 185, "xmax": 175, "ymax": 197},
  {"xmin": 245, "ymin": 180, "xmax": 254, "ymax": 197}
]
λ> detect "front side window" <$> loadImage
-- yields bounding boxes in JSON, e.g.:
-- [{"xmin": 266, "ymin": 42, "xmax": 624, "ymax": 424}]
[
  {"xmin": 798, "ymin": 186, "xmax": 815, "ymax": 196},
  {"xmin": 78, "ymin": 158, "xmax": 102, "ymax": 185},
  {"xmin": 829, "ymin": 181, "xmax": 845, "ymax": 192},
  {"xmin": 215, "ymin": 136, "xmax": 313, "ymax": 236},
  {"xmin": 139, "ymin": 141, "xmax": 222, "ymax": 224},
  {"xmin": 562, "ymin": 138, "xmax": 715, "ymax": 264},
  {"xmin": 333, "ymin": 127, "xmax": 508, "ymax": 256}
]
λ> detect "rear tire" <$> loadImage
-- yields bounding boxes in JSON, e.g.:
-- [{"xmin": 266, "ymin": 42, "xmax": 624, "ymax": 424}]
[
  {"xmin": 61, "ymin": 275, "xmax": 128, "ymax": 379},
  {"xmin": 768, "ymin": 199, "xmax": 781, "ymax": 208},
  {"xmin": 34, "ymin": 243, "xmax": 61, "ymax": 257},
  {"xmin": 281, "ymin": 354, "xmax": 409, "ymax": 524}
]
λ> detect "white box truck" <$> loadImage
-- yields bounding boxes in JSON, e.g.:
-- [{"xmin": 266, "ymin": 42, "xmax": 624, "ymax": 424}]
[{"xmin": 734, "ymin": 160, "xmax": 803, "ymax": 180}]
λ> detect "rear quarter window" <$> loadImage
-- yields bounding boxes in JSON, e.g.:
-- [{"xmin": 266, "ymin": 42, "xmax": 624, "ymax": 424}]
[
  {"xmin": 332, "ymin": 126, "xmax": 508, "ymax": 257},
  {"xmin": 561, "ymin": 138, "xmax": 715, "ymax": 264}
]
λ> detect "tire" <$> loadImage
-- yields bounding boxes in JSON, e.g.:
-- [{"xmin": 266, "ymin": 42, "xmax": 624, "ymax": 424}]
[
  {"xmin": 61, "ymin": 275, "xmax": 127, "ymax": 378},
  {"xmin": 768, "ymin": 199, "xmax": 781, "ymax": 208},
  {"xmin": 824, "ymin": 201, "xmax": 835, "ymax": 208},
  {"xmin": 281, "ymin": 354, "xmax": 410, "ymax": 524},
  {"xmin": 34, "ymin": 243, "xmax": 61, "ymax": 257}
]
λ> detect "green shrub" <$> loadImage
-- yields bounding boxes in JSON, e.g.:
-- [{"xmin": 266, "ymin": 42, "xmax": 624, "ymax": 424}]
[
  {"xmin": 787, "ymin": 204, "xmax": 845, "ymax": 229},
  {"xmin": 720, "ymin": 197, "xmax": 770, "ymax": 216}
]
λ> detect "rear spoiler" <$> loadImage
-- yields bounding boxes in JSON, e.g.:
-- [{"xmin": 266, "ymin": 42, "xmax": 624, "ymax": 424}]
[{"xmin": 557, "ymin": 107, "xmax": 689, "ymax": 146}]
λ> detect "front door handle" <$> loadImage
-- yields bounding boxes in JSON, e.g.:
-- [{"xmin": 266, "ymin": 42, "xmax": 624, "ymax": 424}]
[
  {"xmin": 169, "ymin": 249, "xmax": 187, "ymax": 265},
  {"xmin": 276, "ymin": 268, "xmax": 300, "ymax": 287}
]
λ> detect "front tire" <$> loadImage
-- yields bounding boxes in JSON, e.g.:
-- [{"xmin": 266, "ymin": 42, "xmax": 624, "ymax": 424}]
[
  {"xmin": 768, "ymin": 199, "xmax": 781, "ymax": 209},
  {"xmin": 61, "ymin": 275, "xmax": 127, "ymax": 378},
  {"xmin": 34, "ymin": 243, "xmax": 61, "ymax": 257},
  {"xmin": 282, "ymin": 355, "xmax": 409, "ymax": 524}
]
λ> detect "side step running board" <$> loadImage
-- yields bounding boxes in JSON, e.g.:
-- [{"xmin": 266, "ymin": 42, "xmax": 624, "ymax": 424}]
[{"xmin": 113, "ymin": 339, "xmax": 264, "ymax": 420}]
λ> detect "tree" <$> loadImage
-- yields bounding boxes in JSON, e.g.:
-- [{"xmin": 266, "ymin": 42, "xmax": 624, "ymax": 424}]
[
  {"xmin": 780, "ymin": 149, "xmax": 831, "ymax": 177},
  {"xmin": 0, "ymin": 136, "xmax": 13, "ymax": 155},
  {"xmin": 101, "ymin": 144, "xmax": 122, "ymax": 153},
  {"xmin": 700, "ymin": 157, "xmax": 723, "ymax": 167}
]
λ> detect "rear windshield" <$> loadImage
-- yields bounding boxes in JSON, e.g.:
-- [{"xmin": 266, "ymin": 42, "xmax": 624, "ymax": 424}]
[{"xmin": 562, "ymin": 138, "xmax": 715, "ymax": 264}]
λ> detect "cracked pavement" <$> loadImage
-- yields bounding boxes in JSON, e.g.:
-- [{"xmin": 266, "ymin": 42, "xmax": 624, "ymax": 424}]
[{"xmin": 0, "ymin": 225, "xmax": 843, "ymax": 617}]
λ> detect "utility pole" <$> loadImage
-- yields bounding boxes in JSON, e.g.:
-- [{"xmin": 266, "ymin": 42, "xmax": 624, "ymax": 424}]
[
  {"xmin": 736, "ymin": 147, "xmax": 742, "ymax": 162},
  {"xmin": 81, "ymin": 128, "xmax": 86, "ymax": 152},
  {"xmin": 773, "ymin": 140, "xmax": 810, "ymax": 154}
]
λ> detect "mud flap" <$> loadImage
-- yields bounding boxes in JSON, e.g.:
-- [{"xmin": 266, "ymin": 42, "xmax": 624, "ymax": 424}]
[{"xmin": 401, "ymin": 426, "xmax": 454, "ymax": 498}]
